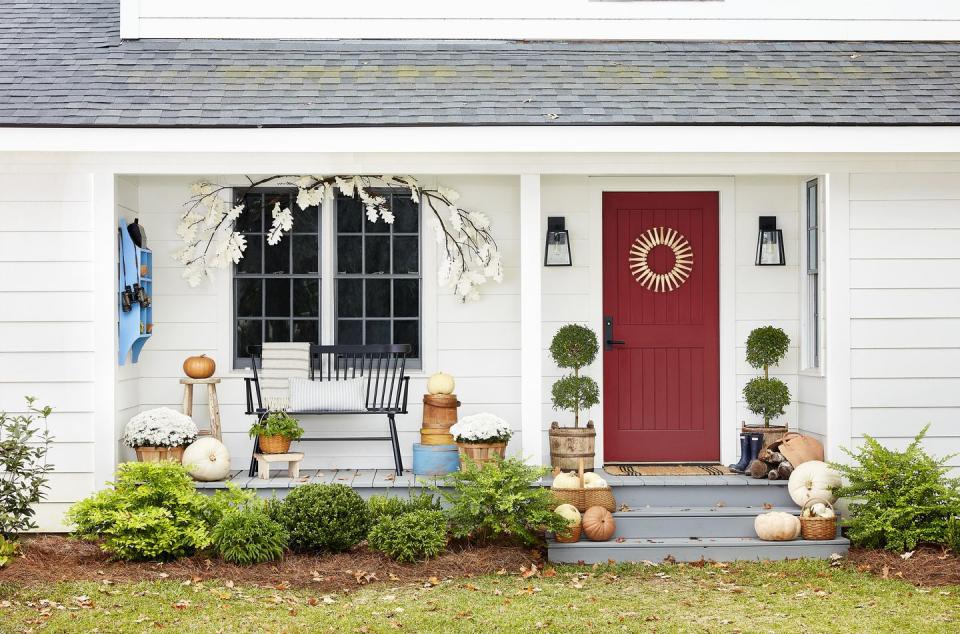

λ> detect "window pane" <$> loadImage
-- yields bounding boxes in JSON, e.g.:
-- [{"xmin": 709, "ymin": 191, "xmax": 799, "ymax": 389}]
[
  {"xmin": 393, "ymin": 235, "xmax": 419, "ymax": 274},
  {"xmin": 366, "ymin": 320, "xmax": 390, "ymax": 344},
  {"xmin": 293, "ymin": 320, "xmax": 319, "ymax": 344},
  {"xmin": 236, "ymin": 194, "xmax": 263, "ymax": 233},
  {"xmin": 265, "ymin": 192, "xmax": 291, "ymax": 215},
  {"xmin": 365, "ymin": 210, "xmax": 391, "ymax": 234},
  {"xmin": 394, "ymin": 279, "xmax": 419, "ymax": 318},
  {"xmin": 236, "ymin": 235, "xmax": 262, "ymax": 274},
  {"xmin": 365, "ymin": 279, "xmax": 391, "ymax": 318},
  {"xmin": 365, "ymin": 235, "xmax": 391, "ymax": 274},
  {"xmin": 807, "ymin": 183, "xmax": 818, "ymax": 228},
  {"xmin": 337, "ymin": 196, "xmax": 363, "ymax": 233},
  {"xmin": 293, "ymin": 205, "xmax": 319, "ymax": 233},
  {"xmin": 337, "ymin": 236, "xmax": 362, "ymax": 274},
  {"xmin": 236, "ymin": 278, "xmax": 262, "ymax": 317},
  {"xmin": 338, "ymin": 319, "xmax": 362, "ymax": 345},
  {"xmin": 265, "ymin": 278, "xmax": 290, "ymax": 317},
  {"xmin": 265, "ymin": 238, "xmax": 289, "ymax": 274},
  {"xmin": 392, "ymin": 196, "xmax": 418, "ymax": 233},
  {"xmin": 293, "ymin": 278, "xmax": 320, "ymax": 317},
  {"xmin": 807, "ymin": 229, "xmax": 818, "ymax": 274},
  {"xmin": 394, "ymin": 320, "xmax": 419, "ymax": 359},
  {"xmin": 265, "ymin": 319, "xmax": 290, "ymax": 342},
  {"xmin": 236, "ymin": 319, "xmax": 261, "ymax": 358},
  {"xmin": 292, "ymin": 234, "xmax": 319, "ymax": 274},
  {"xmin": 337, "ymin": 279, "xmax": 363, "ymax": 318}
]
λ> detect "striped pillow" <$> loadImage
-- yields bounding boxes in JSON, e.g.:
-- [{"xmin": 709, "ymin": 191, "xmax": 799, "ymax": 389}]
[{"xmin": 288, "ymin": 377, "xmax": 368, "ymax": 413}]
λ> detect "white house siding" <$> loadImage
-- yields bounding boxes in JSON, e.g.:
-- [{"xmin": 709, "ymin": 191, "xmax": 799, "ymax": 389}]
[
  {"xmin": 0, "ymin": 170, "xmax": 97, "ymax": 530},
  {"xmin": 115, "ymin": 176, "xmax": 141, "ymax": 461},
  {"xmin": 849, "ymin": 172, "xmax": 960, "ymax": 469}
]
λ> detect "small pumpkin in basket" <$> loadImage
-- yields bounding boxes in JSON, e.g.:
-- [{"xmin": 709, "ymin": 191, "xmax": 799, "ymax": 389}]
[
  {"xmin": 582, "ymin": 506, "xmax": 616, "ymax": 542},
  {"xmin": 554, "ymin": 504, "xmax": 582, "ymax": 543},
  {"xmin": 552, "ymin": 472, "xmax": 581, "ymax": 490}
]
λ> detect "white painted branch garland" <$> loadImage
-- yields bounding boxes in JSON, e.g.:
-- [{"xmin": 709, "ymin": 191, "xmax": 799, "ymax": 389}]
[
  {"xmin": 628, "ymin": 227, "xmax": 694, "ymax": 293},
  {"xmin": 175, "ymin": 175, "xmax": 502, "ymax": 302}
]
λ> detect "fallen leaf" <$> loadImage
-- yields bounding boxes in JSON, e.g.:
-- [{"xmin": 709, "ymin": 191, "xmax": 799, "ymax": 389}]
[
  {"xmin": 171, "ymin": 600, "xmax": 191, "ymax": 610},
  {"xmin": 762, "ymin": 503, "xmax": 774, "ymax": 510},
  {"xmin": 615, "ymin": 537, "xmax": 626, "ymax": 543},
  {"xmin": 521, "ymin": 564, "xmax": 539, "ymax": 579}
]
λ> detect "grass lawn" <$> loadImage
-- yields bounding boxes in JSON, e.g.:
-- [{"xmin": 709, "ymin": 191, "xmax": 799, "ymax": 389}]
[{"xmin": 1, "ymin": 560, "xmax": 957, "ymax": 633}]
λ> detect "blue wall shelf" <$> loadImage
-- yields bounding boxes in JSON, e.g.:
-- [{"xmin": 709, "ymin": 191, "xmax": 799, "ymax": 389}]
[{"xmin": 118, "ymin": 218, "xmax": 153, "ymax": 365}]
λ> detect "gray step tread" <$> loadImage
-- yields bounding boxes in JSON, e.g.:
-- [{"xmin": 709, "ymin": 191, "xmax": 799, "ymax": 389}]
[
  {"xmin": 614, "ymin": 506, "xmax": 798, "ymax": 517},
  {"xmin": 543, "ymin": 474, "xmax": 787, "ymax": 487},
  {"xmin": 549, "ymin": 536, "xmax": 849, "ymax": 549}
]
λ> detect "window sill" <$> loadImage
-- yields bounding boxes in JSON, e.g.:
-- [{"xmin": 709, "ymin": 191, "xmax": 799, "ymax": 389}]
[{"xmin": 798, "ymin": 367, "xmax": 825, "ymax": 378}]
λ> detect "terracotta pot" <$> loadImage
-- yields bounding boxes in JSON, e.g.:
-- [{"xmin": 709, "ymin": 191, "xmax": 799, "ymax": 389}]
[
  {"xmin": 457, "ymin": 442, "xmax": 506, "ymax": 468},
  {"xmin": 548, "ymin": 421, "xmax": 596, "ymax": 472},
  {"xmin": 135, "ymin": 445, "xmax": 186, "ymax": 463},
  {"xmin": 258, "ymin": 434, "xmax": 292, "ymax": 454}
]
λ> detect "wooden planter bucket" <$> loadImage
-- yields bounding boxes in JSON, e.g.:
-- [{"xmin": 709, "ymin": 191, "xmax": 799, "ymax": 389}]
[
  {"xmin": 457, "ymin": 442, "xmax": 506, "ymax": 468},
  {"xmin": 743, "ymin": 424, "xmax": 790, "ymax": 451},
  {"xmin": 548, "ymin": 421, "xmax": 596, "ymax": 472},
  {"xmin": 135, "ymin": 446, "xmax": 185, "ymax": 463},
  {"xmin": 421, "ymin": 394, "xmax": 459, "ymax": 445}
]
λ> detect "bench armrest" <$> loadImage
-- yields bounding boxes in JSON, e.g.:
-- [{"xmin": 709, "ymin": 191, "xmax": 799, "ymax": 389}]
[
  {"xmin": 244, "ymin": 376, "xmax": 262, "ymax": 415},
  {"xmin": 399, "ymin": 376, "xmax": 411, "ymax": 413}
]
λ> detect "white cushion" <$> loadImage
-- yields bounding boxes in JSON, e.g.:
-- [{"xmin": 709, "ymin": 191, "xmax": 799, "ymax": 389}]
[
  {"xmin": 258, "ymin": 343, "xmax": 311, "ymax": 410},
  {"xmin": 288, "ymin": 377, "xmax": 368, "ymax": 413}
]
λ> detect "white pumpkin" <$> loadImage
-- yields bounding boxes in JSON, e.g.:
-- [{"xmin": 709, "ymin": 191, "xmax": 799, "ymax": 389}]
[
  {"xmin": 554, "ymin": 504, "xmax": 582, "ymax": 526},
  {"xmin": 582, "ymin": 472, "xmax": 607, "ymax": 488},
  {"xmin": 788, "ymin": 460, "xmax": 842, "ymax": 507},
  {"xmin": 182, "ymin": 437, "xmax": 231, "ymax": 482},
  {"xmin": 427, "ymin": 372, "xmax": 456, "ymax": 395},
  {"xmin": 551, "ymin": 472, "xmax": 581, "ymax": 490},
  {"xmin": 754, "ymin": 512, "xmax": 801, "ymax": 541}
]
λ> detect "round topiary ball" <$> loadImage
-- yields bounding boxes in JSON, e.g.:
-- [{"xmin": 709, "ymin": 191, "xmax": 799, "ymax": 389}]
[
  {"xmin": 280, "ymin": 484, "xmax": 371, "ymax": 553},
  {"xmin": 549, "ymin": 324, "xmax": 599, "ymax": 370}
]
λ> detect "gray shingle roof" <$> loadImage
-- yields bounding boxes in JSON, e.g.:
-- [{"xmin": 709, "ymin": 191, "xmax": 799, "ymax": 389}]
[{"xmin": 3, "ymin": 1, "xmax": 960, "ymax": 127}]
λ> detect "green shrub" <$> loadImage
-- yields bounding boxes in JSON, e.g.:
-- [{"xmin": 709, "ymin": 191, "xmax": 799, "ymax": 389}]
[
  {"xmin": 249, "ymin": 411, "xmax": 304, "ymax": 440},
  {"xmin": 278, "ymin": 484, "xmax": 370, "ymax": 553},
  {"xmin": 745, "ymin": 326, "xmax": 790, "ymax": 371},
  {"xmin": 1, "ymin": 398, "xmax": 54, "ymax": 536},
  {"xmin": 66, "ymin": 462, "xmax": 213, "ymax": 561},
  {"xmin": 432, "ymin": 457, "xmax": 569, "ymax": 547},
  {"xmin": 832, "ymin": 426, "xmax": 960, "ymax": 552},
  {"xmin": 0, "ymin": 535, "xmax": 20, "ymax": 568},
  {"xmin": 742, "ymin": 376, "xmax": 791, "ymax": 427},
  {"xmin": 204, "ymin": 484, "xmax": 257, "ymax": 528},
  {"xmin": 212, "ymin": 504, "xmax": 288, "ymax": 565},
  {"xmin": 549, "ymin": 325, "xmax": 600, "ymax": 428},
  {"xmin": 368, "ymin": 510, "xmax": 447, "ymax": 563},
  {"xmin": 367, "ymin": 492, "xmax": 440, "ymax": 526}
]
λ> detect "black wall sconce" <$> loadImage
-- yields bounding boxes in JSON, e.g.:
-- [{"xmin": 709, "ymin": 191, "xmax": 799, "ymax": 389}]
[
  {"xmin": 755, "ymin": 216, "xmax": 786, "ymax": 266},
  {"xmin": 544, "ymin": 216, "xmax": 572, "ymax": 266}
]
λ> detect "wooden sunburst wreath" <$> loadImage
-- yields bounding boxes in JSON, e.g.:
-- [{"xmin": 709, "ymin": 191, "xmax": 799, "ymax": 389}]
[{"xmin": 628, "ymin": 227, "xmax": 694, "ymax": 293}]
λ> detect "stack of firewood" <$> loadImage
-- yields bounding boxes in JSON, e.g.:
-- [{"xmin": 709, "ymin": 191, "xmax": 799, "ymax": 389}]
[{"xmin": 747, "ymin": 448, "xmax": 795, "ymax": 480}]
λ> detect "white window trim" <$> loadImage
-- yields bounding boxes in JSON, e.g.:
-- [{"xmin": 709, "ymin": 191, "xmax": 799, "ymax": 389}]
[{"xmin": 799, "ymin": 176, "xmax": 825, "ymax": 376}]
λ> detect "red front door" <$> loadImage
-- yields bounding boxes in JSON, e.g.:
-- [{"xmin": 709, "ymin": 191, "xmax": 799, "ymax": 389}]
[{"xmin": 602, "ymin": 192, "xmax": 720, "ymax": 463}]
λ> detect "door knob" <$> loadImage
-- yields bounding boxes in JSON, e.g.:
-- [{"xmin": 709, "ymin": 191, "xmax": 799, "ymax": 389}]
[{"xmin": 603, "ymin": 315, "xmax": 625, "ymax": 350}]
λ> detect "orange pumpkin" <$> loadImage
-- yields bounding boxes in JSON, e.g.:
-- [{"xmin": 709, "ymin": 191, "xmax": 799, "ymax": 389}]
[
  {"xmin": 183, "ymin": 354, "xmax": 216, "ymax": 379},
  {"xmin": 582, "ymin": 506, "xmax": 616, "ymax": 542}
]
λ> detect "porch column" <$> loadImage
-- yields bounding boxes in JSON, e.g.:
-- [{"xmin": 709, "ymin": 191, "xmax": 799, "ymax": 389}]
[
  {"xmin": 824, "ymin": 172, "xmax": 852, "ymax": 463},
  {"xmin": 92, "ymin": 171, "xmax": 118, "ymax": 488},
  {"xmin": 520, "ymin": 174, "xmax": 544, "ymax": 466}
]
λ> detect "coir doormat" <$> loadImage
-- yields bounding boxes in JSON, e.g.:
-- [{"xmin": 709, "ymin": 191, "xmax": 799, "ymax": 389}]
[{"xmin": 603, "ymin": 464, "xmax": 733, "ymax": 476}]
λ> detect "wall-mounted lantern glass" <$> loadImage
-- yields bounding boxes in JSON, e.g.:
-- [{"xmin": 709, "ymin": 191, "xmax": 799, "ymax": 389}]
[
  {"xmin": 544, "ymin": 216, "xmax": 572, "ymax": 266},
  {"xmin": 755, "ymin": 216, "xmax": 786, "ymax": 266}
]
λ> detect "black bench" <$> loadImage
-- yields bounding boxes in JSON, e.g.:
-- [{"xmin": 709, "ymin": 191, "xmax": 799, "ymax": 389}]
[{"xmin": 244, "ymin": 344, "xmax": 411, "ymax": 476}]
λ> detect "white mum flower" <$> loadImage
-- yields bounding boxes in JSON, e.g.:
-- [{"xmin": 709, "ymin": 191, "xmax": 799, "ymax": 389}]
[
  {"xmin": 450, "ymin": 413, "xmax": 512, "ymax": 444},
  {"xmin": 123, "ymin": 407, "xmax": 199, "ymax": 448}
]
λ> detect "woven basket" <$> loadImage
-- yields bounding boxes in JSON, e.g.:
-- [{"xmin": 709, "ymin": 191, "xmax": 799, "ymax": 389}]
[
  {"xmin": 258, "ymin": 434, "xmax": 292, "ymax": 454},
  {"xmin": 800, "ymin": 498, "xmax": 838, "ymax": 541},
  {"xmin": 551, "ymin": 458, "xmax": 616, "ymax": 513},
  {"xmin": 457, "ymin": 442, "xmax": 506, "ymax": 468},
  {"xmin": 554, "ymin": 523, "xmax": 582, "ymax": 544},
  {"xmin": 135, "ymin": 446, "xmax": 185, "ymax": 463}
]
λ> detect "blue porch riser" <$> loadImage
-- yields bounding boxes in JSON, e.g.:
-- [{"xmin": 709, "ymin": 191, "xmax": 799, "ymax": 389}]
[{"xmin": 548, "ymin": 538, "xmax": 849, "ymax": 564}]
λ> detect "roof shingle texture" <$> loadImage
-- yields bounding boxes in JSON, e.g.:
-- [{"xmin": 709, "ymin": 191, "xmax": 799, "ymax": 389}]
[{"xmin": 2, "ymin": 1, "xmax": 960, "ymax": 127}]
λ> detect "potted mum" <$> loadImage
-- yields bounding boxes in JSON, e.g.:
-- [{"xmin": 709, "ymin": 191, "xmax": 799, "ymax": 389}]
[
  {"xmin": 449, "ymin": 412, "xmax": 513, "ymax": 468},
  {"xmin": 123, "ymin": 407, "xmax": 199, "ymax": 463},
  {"xmin": 249, "ymin": 411, "xmax": 304, "ymax": 454},
  {"xmin": 548, "ymin": 324, "xmax": 600, "ymax": 471}
]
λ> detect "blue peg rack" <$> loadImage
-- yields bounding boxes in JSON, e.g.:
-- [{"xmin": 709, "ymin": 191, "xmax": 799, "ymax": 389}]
[{"xmin": 118, "ymin": 218, "xmax": 153, "ymax": 365}]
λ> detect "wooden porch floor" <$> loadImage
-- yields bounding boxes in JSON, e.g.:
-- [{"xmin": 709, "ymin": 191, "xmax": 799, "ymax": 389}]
[{"xmin": 194, "ymin": 469, "xmax": 784, "ymax": 492}]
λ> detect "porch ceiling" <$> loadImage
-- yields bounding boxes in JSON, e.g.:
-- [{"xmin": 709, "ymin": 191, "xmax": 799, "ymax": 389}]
[{"xmin": 3, "ymin": 2, "xmax": 960, "ymax": 127}]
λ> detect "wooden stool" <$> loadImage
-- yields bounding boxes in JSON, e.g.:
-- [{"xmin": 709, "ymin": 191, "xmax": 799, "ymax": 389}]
[
  {"xmin": 254, "ymin": 452, "xmax": 304, "ymax": 480},
  {"xmin": 180, "ymin": 378, "xmax": 222, "ymax": 440}
]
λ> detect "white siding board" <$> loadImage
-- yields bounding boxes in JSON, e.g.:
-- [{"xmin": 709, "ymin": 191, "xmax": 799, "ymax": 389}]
[
  {"xmin": 0, "ymin": 352, "xmax": 94, "ymax": 383},
  {"xmin": 851, "ymin": 259, "xmax": 960, "ymax": 289},
  {"xmin": 0, "ymin": 201, "xmax": 93, "ymax": 231},
  {"xmin": 0, "ymin": 174, "xmax": 91, "ymax": 202},
  {"xmin": 851, "ymin": 408, "xmax": 960, "ymax": 438},
  {"xmin": 850, "ymin": 200, "xmax": 960, "ymax": 230},
  {"xmin": 0, "ymin": 322, "xmax": 94, "ymax": 352},
  {"xmin": 850, "ymin": 289, "xmax": 960, "ymax": 319},
  {"xmin": 0, "ymin": 292, "xmax": 94, "ymax": 322},
  {"xmin": 850, "ymin": 229, "xmax": 960, "ymax": 260},
  {"xmin": 852, "ymin": 349, "xmax": 960, "ymax": 379},
  {"xmin": 852, "ymin": 319, "xmax": 960, "ymax": 349},
  {"xmin": 852, "ymin": 378, "xmax": 960, "ymax": 408},
  {"xmin": 0, "ymin": 232, "xmax": 92, "ymax": 262},
  {"xmin": 850, "ymin": 173, "xmax": 960, "ymax": 201}
]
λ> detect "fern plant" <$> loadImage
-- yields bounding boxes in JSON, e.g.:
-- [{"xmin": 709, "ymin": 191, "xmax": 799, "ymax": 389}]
[
  {"xmin": 430, "ymin": 457, "xmax": 568, "ymax": 546},
  {"xmin": 832, "ymin": 426, "xmax": 960, "ymax": 552}
]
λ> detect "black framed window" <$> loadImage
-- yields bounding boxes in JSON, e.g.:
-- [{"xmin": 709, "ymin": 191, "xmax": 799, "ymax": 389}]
[
  {"xmin": 234, "ymin": 189, "xmax": 321, "ymax": 366},
  {"xmin": 335, "ymin": 190, "xmax": 421, "ymax": 363},
  {"xmin": 805, "ymin": 179, "xmax": 820, "ymax": 369}
]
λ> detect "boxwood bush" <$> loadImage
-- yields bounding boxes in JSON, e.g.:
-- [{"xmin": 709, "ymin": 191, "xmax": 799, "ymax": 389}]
[
  {"xmin": 368, "ymin": 510, "xmax": 448, "ymax": 563},
  {"xmin": 367, "ymin": 492, "xmax": 440, "ymax": 526},
  {"xmin": 279, "ymin": 484, "xmax": 370, "ymax": 553},
  {"xmin": 212, "ymin": 504, "xmax": 288, "ymax": 565}
]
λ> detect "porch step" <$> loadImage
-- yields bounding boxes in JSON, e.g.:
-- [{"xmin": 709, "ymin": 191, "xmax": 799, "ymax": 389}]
[
  {"xmin": 605, "ymin": 479, "xmax": 795, "ymax": 508},
  {"xmin": 610, "ymin": 506, "xmax": 810, "ymax": 539},
  {"xmin": 548, "ymin": 536, "xmax": 850, "ymax": 564}
]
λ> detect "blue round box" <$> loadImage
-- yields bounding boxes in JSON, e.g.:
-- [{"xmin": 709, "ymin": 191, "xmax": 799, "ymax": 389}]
[{"xmin": 412, "ymin": 443, "xmax": 460, "ymax": 476}]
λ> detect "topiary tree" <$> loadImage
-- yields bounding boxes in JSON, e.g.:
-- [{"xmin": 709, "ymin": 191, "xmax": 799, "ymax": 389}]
[
  {"xmin": 743, "ymin": 326, "xmax": 791, "ymax": 427},
  {"xmin": 549, "ymin": 324, "xmax": 600, "ymax": 428}
]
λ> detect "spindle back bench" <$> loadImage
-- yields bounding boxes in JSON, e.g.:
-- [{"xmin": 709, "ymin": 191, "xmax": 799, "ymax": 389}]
[{"xmin": 245, "ymin": 344, "xmax": 411, "ymax": 476}]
